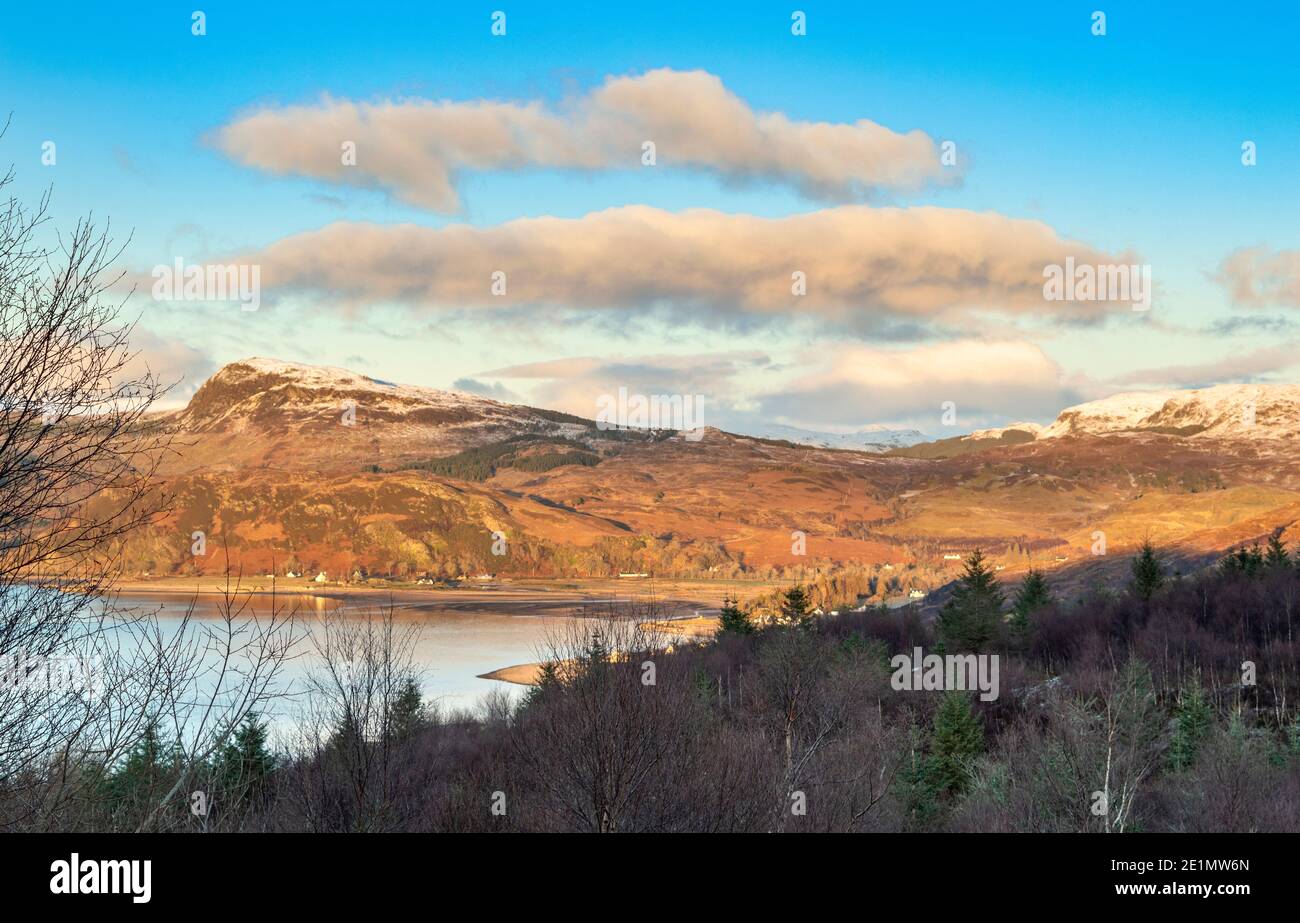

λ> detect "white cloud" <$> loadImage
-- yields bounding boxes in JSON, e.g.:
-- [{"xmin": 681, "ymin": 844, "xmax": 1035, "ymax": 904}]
[
  {"xmin": 759, "ymin": 340, "xmax": 1083, "ymax": 429},
  {"xmin": 120, "ymin": 328, "xmax": 216, "ymax": 408},
  {"xmin": 214, "ymin": 69, "xmax": 958, "ymax": 211},
  {"xmin": 239, "ymin": 204, "xmax": 1128, "ymax": 323},
  {"xmin": 1216, "ymin": 247, "xmax": 1300, "ymax": 308}
]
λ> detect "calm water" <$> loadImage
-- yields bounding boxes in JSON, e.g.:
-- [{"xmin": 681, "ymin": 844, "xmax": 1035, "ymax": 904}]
[{"xmin": 107, "ymin": 591, "xmax": 585, "ymax": 723}]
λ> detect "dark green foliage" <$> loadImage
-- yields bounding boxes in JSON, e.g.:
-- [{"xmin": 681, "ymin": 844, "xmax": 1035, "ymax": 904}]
[
  {"xmin": 927, "ymin": 691, "xmax": 985, "ymax": 799},
  {"xmin": 1265, "ymin": 533, "xmax": 1291, "ymax": 569},
  {"xmin": 1009, "ymin": 568, "xmax": 1051, "ymax": 640},
  {"xmin": 898, "ymin": 692, "xmax": 986, "ymax": 826},
  {"xmin": 717, "ymin": 596, "xmax": 753, "ymax": 635},
  {"xmin": 101, "ymin": 721, "xmax": 181, "ymax": 812},
  {"xmin": 522, "ymin": 660, "xmax": 562, "ymax": 708},
  {"xmin": 778, "ymin": 585, "xmax": 812, "ymax": 627},
  {"xmin": 214, "ymin": 713, "xmax": 275, "ymax": 786},
  {"xmin": 1220, "ymin": 544, "xmax": 1265, "ymax": 578},
  {"xmin": 897, "ymin": 733, "xmax": 941, "ymax": 829},
  {"xmin": 938, "ymin": 550, "xmax": 1004, "ymax": 652},
  {"xmin": 406, "ymin": 436, "xmax": 599, "ymax": 481},
  {"xmin": 389, "ymin": 677, "xmax": 427, "ymax": 742},
  {"xmin": 1168, "ymin": 679, "xmax": 1213, "ymax": 772},
  {"xmin": 1130, "ymin": 540, "xmax": 1166, "ymax": 600},
  {"xmin": 510, "ymin": 450, "xmax": 600, "ymax": 473}
]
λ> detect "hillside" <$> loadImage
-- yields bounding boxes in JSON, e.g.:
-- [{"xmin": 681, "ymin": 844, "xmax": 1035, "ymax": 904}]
[{"xmin": 115, "ymin": 359, "xmax": 1300, "ymax": 589}]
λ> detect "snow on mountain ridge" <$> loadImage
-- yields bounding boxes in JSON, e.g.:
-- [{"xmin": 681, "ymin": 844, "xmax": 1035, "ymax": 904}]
[
  {"xmin": 963, "ymin": 422, "xmax": 1046, "ymax": 441},
  {"xmin": 1041, "ymin": 383, "xmax": 1300, "ymax": 440},
  {"xmin": 230, "ymin": 356, "xmax": 513, "ymax": 410}
]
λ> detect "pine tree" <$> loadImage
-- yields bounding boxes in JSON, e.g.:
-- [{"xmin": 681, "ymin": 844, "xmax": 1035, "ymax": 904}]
[
  {"xmin": 523, "ymin": 660, "xmax": 562, "ymax": 707},
  {"xmin": 897, "ymin": 737, "xmax": 941, "ymax": 829},
  {"xmin": 1009, "ymin": 568, "xmax": 1051, "ymax": 640},
  {"xmin": 1168, "ymin": 679, "xmax": 1212, "ymax": 771},
  {"xmin": 1130, "ymin": 540, "xmax": 1166, "ymax": 600},
  {"xmin": 104, "ymin": 720, "xmax": 180, "ymax": 809},
  {"xmin": 779, "ymin": 585, "xmax": 812, "ymax": 628},
  {"xmin": 389, "ymin": 677, "xmax": 427, "ymax": 741},
  {"xmin": 1220, "ymin": 545, "xmax": 1264, "ymax": 578},
  {"xmin": 927, "ymin": 690, "xmax": 985, "ymax": 799},
  {"xmin": 717, "ymin": 595, "xmax": 753, "ymax": 634},
  {"xmin": 1265, "ymin": 533, "xmax": 1291, "ymax": 569},
  {"xmin": 938, "ymin": 550, "xmax": 1004, "ymax": 652}
]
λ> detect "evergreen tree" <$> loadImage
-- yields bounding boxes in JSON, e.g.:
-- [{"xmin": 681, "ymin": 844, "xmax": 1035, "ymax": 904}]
[
  {"xmin": 1265, "ymin": 533, "xmax": 1291, "ymax": 569},
  {"xmin": 1168, "ymin": 679, "xmax": 1212, "ymax": 771},
  {"xmin": 717, "ymin": 595, "xmax": 753, "ymax": 634},
  {"xmin": 927, "ymin": 690, "xmax": 985, "ymax": 799},
  {"xmin": 215, "ymin": 713, "xmax": 275, "ymax": 785},
  {"xmin": 388, "ymin": 677, "xmax": 427, "ymax": 742},
  {"xmin": 897, "ymin": 736, "xmax": 941, "ymax": 829},
  {"xmin": 1009, "ymin": 569, "xmax": 1051, "ymax": 641},
  {"xmin": 778, "ymin": 585, "xmax": 812, "ymax": 628},
  {"xmin": 523, "ymin": 660, "xmax": 562, "ymax": 707},
  {"xmin": 1220, "ymin": 545, "xmax": 1265, "ymax": 578},
  {"xmin": 103, "ymin": 720, "xmax": 180, "ymax": 811},
  {"xmin": 1130, "ymin": 540, "xmax": 1166, "ymax": 600},
  {"xmin": 938, "ymin": 550, "xmax": 1004, "ymax": 652}
]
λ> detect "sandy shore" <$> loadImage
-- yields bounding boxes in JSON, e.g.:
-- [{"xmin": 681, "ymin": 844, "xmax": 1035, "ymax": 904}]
[
  {"xmin": 477, "ymin": 663, "xmax": 546, "ymax": 686},
  {"xmin": 478, "ymin": 613, "xmax": 722, "ymax": 686}
]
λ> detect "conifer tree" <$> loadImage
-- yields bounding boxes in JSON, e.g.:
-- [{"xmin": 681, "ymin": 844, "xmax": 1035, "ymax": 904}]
[
  {"xmin": 779, "ymin": 585, "xmax": 812, "ymax": 628},
  {"xmin": 1265, "ymin": 533, "xmax": 1291, "ymax": 569},
  {"xmin": 1168, "ymin": 679, "xmax": 1212, "ymax": 771},
  {"xmin": 215, "ymin": 712, "xmax": 275, "ymax": 785},
  {"xmin": 1130, "ymin": 540, "xmax": 1166, "ymax": 600},
  {"xmin": 717, "ymin": 595, "xmax": 753, "ymax": 634},
  {"xmin": 938, "ymin": 550, "xmax": 1004, "ymax": 651},
  {"xmin": 1009, "ymin": 568, "xmax": 1051, "ymax": 641},
  {"xmin": 389, "ymin": 677, "xmax": 427, "ymax": 742},
  {"xmin": 927, "ymin": 691, "xmax": 985, "ymax": 799}
]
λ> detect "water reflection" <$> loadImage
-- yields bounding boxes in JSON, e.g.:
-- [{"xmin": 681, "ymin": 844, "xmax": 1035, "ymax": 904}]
[{"xmin": 108, "ymin": 592, "xmax": 582, "ymax": 724}]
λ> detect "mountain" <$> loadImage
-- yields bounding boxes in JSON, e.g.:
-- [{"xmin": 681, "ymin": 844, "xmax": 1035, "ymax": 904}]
[
  {"xmin": 117, "ymin": 359, "xmax": 1300, "ymax": 588},
  {"xmin": 1040, "ymin": 384, "xmax": 1300, "ymax": 443},
  {"xmin": 160, "ymin": 357, "xmax": 595, "ymax": 474},
  {"xmin": 746, "ymin": 422, "xmax": 927, "ymax": 452}
]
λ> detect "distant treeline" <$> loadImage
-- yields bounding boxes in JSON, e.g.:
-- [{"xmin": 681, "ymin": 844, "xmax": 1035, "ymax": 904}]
[{"xmin": 403, "ymin": 436, "xmax": 601, "ymax": 481}]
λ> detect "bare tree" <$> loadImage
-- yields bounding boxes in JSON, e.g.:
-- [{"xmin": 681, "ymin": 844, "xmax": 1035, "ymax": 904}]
[
  {"xmin": 0, "ymin": 145, "xmax": 297, "ymax": 830},
  {"xmin": 509, "ymin": 605, "xmax": 699, "ymax": 832},
  {"xmin": 283, "ymin": 601, "xmax": 424, "ymax": 832}
]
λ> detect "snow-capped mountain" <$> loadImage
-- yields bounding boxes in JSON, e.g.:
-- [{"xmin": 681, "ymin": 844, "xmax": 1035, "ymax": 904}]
[
  {"xmin": 1040, "ymin": 384, "xmax": 1300, "ymax": 441},
  {"xmin": 748, "ymin": 422, "xmax": 928, "ymax": 452},
  {"xmin": 164, "ymin": 357, "xmax": 594, "ymax": 473},
  {"xmin": 177, "ymin": 357, "xmax": 586, "ymax": 434},
  {"xmin": 962, "ymin": 422, "xmax": 1046, "ymax": 441}
]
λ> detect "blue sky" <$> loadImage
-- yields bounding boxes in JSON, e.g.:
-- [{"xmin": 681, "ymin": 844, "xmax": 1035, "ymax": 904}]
[{"xmin": 3, "ymin": 1, "xmax": 1297, "ymax": 433}]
